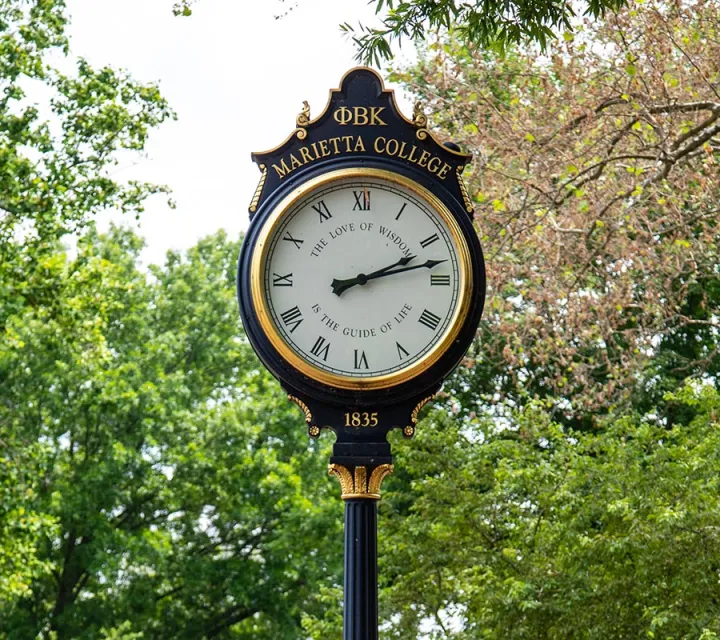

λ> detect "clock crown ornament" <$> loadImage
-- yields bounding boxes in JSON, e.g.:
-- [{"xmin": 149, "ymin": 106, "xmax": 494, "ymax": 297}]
[
  {"xmin": 248, "ymin": 67, "xmax": 475, "ymax": 218},
  {"xmin": 237, "ymin": 67, "xmax": 485, "ymax": 482}
]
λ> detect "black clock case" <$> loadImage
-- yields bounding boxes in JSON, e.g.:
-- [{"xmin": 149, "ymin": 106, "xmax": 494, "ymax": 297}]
[{"xmin": 236, "ymin": 154, "xmax": 486, "ymax": 421}]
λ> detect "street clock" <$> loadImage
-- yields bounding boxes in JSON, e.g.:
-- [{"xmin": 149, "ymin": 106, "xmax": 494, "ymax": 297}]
[{"xmin": 237, "ymin": 67, "xmax": 485, "ymax": 473}]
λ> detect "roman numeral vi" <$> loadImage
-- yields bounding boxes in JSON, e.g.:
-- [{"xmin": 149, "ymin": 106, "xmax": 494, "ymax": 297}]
[{"xmin": 354, "ymin": 349, "xmax": 369, "ymax": 369}]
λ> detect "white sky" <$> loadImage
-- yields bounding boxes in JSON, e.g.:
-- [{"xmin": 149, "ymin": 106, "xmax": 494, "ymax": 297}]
[{"xmin": 64, "ymin": 0, "xmax": 414, "ymax": 265}]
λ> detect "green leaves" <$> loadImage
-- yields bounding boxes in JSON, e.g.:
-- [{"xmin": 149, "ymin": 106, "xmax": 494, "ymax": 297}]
[
  {"xmin": 351, "ymin": 0, "xmax": 630, "ymax": 63},
  {"xmin": 0, "ymin": 4, "xmax": 174, "ymax": 257},
  {"xmin": 380, "ymin": 389, "xmax": 720, "ymax": 637},
  {"xmin": 0, "ymin": 228, "xmax": 343, "ymax": 637}
]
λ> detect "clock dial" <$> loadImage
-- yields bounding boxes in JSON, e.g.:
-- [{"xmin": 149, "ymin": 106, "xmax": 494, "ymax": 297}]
[{"xmin": 251, "ymin": 169, "xmax": 471, "ymax": 389}]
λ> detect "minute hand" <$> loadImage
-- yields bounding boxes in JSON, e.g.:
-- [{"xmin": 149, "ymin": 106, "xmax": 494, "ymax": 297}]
[{"xmin": 332, "ymin": 259, "xmax": 447, "ymax": 296}]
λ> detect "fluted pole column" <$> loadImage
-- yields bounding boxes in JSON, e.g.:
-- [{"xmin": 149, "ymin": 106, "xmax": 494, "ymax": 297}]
[
  {"xmin": 344, "ymin": 499, "xmax": 378, "ymax": 639},
  {"xmin": 329, "ymin": 463, "xmax": 393, "ymax": 640}
]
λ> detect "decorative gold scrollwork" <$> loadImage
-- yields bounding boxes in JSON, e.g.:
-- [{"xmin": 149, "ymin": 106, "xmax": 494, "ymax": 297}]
[
  {"xmin": 410, "ymin": 395, "xmax": 435, "ymax": 425},
  {"xmin": 457, "ymin": 165, "xmax": 475, "ymax": 214},
  {"xmin": 287, "ymin": 395, "xmax": 312, "ymax": 423},
  {"xmin": 402, "ymin": 395, "xmax": 436, "ymax": 438},
  {"xmin": 413, "ymin": 101, "xmax": 428, "ymax": 127},
  {"xmin": 328, "ymin": 463, "xmax": 394, "ymax": 500},
  {"xmin": 296, "ymin": 100, "xmax": 311, "ymax": 127},
  {"xmin": 248, "ymin": 164, "xmax": 268, "ymax": 214}
]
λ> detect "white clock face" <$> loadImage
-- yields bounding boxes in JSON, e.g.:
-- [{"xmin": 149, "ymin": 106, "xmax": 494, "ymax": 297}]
[{"xmin": 253, "ymin": 170, "xmax": 470, "ymax": 388}]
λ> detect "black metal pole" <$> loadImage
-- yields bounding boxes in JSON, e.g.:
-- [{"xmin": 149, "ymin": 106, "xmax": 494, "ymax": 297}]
[{"xmin": 344, "ymin": 498, "xmax": 379, "ymax": 640}]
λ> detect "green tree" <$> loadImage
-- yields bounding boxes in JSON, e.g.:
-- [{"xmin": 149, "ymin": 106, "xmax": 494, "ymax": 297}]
[
  {"xmin": 1, "ymin": 0, "xmax": 172, "ymax": 619},
  {"xmin": 0, "ymin": 1, "xmax": 173, "ymax": 258},
  {"xmin": 0, "ymin": 228, "xmax": 343, "ymax": 638},
  {"xmin": 344, "ymin": 0, "xmax": 629, "ymax": 65},
  {"xmin": 379, "ymin": 385, "xmax": 720, "ymax": 639}
]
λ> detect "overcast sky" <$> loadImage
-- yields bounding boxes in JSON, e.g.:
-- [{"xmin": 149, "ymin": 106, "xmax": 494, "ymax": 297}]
[{"xmin": 64, "ymin": 0, "xmax": 414, "ymax": 265}]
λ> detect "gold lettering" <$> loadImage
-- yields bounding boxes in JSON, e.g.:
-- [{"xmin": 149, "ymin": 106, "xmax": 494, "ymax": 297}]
[
  {"xmin": 437, "ymin": 163, "xmax": 452, "ymax": 179},
  {"xmin": 354, "ymin": 107, "xmax": 369, "ymax": 126},
  {"xmin": 369, "ymin": 107, "xmax": 387, "ymax": 126},
  {"xmin": 334, "ymin": 107, "xmax": 353, "ymax": 125},
  {"xmin": 329, "ymin": 137, "xmax": 342, "ymax": 154},
  {"xmin": 335, "ymin": 106, "xmax": 387, "ymax": 126},
  {"xmin": 272, "ymin": 159, "xmax": 291, "ymax": 178},
  {"xmin": 354, "ymin": 136, "xmax": 366, "ymax": 152},
  {"xmin": 427, "ymin": 156, "xmax": 441, "ymax": 173},
  {"xmin": 344, "ymin": 412, "xmax": 379, "ymax": 427},
  {"xmin": 407, "ymin": 145, "xmax": 420, "ymax": 163},
  {"xmin": 318, "ymin": 139, "xmax": 331, "ymax": 157},
  {"xmin": 342, "ymin": 136, "xmax": 353, "ymax": 152},
  {"xmin": 310, "ymin": 142, "xmax": 320, "ymax": 159},
  {"xmin": 299, "ymin": 146, "xmax": 314, "ymax": 164},
  {"xmin": 374, "ymin": 136, "xmax": 386, "ymax": 154},
  {"xmin": 397, "ymin": 141, "xmax": 409, "ymax": 160},
  {"xmin": 418, "ymin": 150, "xmax": 431, "ymax": 168},
  {"xmin": 385, "ymin": 138, "xmax": 399, "ymax": 156},
  {"xmin": 289, "ymin": 153, "xmax": 303, "ymax": 170}
]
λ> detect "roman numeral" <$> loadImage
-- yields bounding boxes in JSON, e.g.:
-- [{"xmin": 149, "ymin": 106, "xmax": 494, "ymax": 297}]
[
  {"xmin": 354, "ymin": 349, "xmax": 369, "ymax": 369},
  {"xmin": 396, "ymin": 342, "xmax": 410, "ymax": 360},
  {"xmin": 280, "ymin": 306, "xmax": 303, "ymax": 333},
  {"xmin": 430, "ymin": 274, "xmax": 450, "ymax": 286},
  {"xmin": 352, "ymin": 190, "xmax": 371, "ymax": 211},
  {"xmin": 310, "ymin": 335, "xmax": 330, "ymax": 361},
  {"xmin": 395, "ymin": 203, "xmax": 407, "ymax": 221},
  {"xmin": 419, "ymin": 233, "xmax": 439, "ymax": 248},
  {"xmin": 272, "ymin": 272, "xmax": 293, "ymax": 287},
  {"xmin": 312, "ymin": 200, "xmax": 332, "ymax": 222},
  {"xmin": 282, "ymin": 231, "xmax": 304, "ymax": 249},
  {"xmin": 418, "ymin": 309, "xmax": 441, "ymax": 331}
]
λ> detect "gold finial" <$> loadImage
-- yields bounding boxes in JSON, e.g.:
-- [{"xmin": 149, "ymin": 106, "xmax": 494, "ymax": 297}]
[
  {"xmin": 328, "ymin": 464, "xmax": 394, "ymax": 500},
  {"xmin": 413, "ymin": 101, "xmax": 428, "ymax": 127},
  {"xmin": 296, "ymin": 100, "xmax": 311, "ymax": 127}
]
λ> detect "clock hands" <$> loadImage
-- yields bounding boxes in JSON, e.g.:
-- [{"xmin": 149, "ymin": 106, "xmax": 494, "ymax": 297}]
[
  {"xmin": 331, "ymin": 255, "xmax": 414, "ymax": 296},
  {"xmin": 331, "ymin": 255, "xmax": 447, "ymax": 296}
]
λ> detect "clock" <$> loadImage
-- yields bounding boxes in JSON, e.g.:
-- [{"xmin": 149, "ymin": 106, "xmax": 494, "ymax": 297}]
[
  {"xmin": 237, "ymin": 70, "xmax": 487, "ymax": 635},
  {"xmin": 237, "ymin": 66, "xmax": 485, "ymax": 439},
  {"xmin": 249, "ymin": 168, "xmax": 472, "ymax": 391}
]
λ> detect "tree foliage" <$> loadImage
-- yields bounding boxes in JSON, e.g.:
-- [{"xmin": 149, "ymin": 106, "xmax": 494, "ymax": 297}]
[
  {"xmin": 379, "ymin": 386, "xmax": 720, "ymax": 639},
  {"xmin": 0, "ymin": 0, "xmax": 174, "ymax": 259},
  {"xmin": 0, "ymin": 229, "xmax": 343, "ymax": 637},
  {"xmin": 343, "ymin": 0, "xmax": 629, "ymax": 65},
  {"xmin": 1, "ymin": 2, "xmax": 341, "ymax": 636},
  {"xmin": 172, "ymin": 0, "xmax": 631, "ymax": 64},
  {"xmin": 3, "ymin": 0, "xmax": 720, "ymax": 638},
  {"xmin": 390, "ymin": 0, "xmax": 720, "ymax": 426}
]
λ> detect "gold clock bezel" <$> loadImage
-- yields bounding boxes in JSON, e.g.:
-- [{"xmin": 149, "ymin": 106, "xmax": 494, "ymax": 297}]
[{"xmin": 249, "ymin": 167, "xmax": 473, "ymax": 391}]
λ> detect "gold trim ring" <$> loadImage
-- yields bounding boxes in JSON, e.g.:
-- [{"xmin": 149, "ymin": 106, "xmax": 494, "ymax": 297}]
[{"xmin": 249, "ymin": 167, "xmax": 473, "ymax": 391}]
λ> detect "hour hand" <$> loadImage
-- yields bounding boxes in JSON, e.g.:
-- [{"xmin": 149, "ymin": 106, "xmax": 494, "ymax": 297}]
[{"xmin": 331, "ymin": 255, "xmax": 415, "ymax": 296}]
